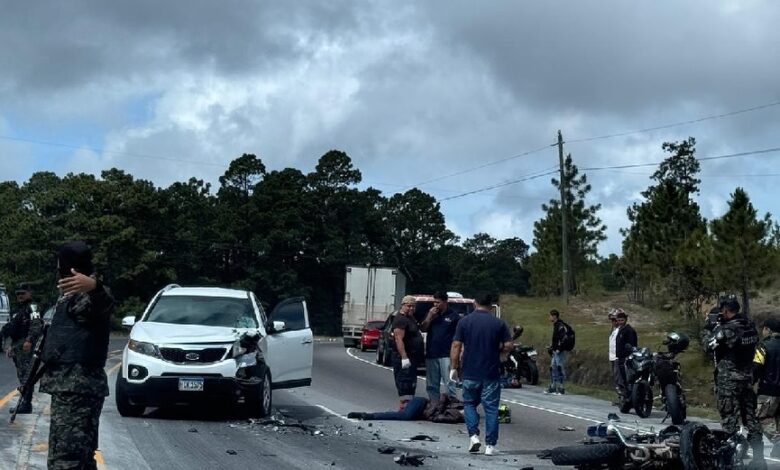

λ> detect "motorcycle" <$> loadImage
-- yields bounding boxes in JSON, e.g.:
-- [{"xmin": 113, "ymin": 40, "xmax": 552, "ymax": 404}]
[
  {"xmin": 622, "ymin": 332, "xmax": 689, "ymax": 424},
  {"xmin": 501, "ymin": 326, "xmax": 540, "ymax": 386},
  {"xmin": 548, "ymin": 418, "xmax": 750, "ymax": 469}
]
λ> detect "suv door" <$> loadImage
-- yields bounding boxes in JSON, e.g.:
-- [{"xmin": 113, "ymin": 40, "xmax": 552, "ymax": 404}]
[{"xmin": 263, "ymin": 297, "xmax": 313, "ymax": 389}]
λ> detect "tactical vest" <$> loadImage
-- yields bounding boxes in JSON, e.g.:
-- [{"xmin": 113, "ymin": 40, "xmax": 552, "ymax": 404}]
[
  {"xmin": 718, "ymin": 315, "xmax": 759, "ymax": 372},
  {"xmin": 42, "ymin": 297, "xmax": 110, "ymax": 368},
  {"xmin": 757, "ymin": 334, "xmax": 780, "ymax": 396}
]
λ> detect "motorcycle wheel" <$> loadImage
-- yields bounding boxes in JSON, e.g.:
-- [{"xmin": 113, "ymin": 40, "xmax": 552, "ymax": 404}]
[
  {"xmin": 526, "ymin": 361, "xmax": 539, "ymax": 385},
  {"xmin": 550, "ymin": 443, "xmax": 624, "ymax": 466},
  {"xmin": 680, "ymin": 422, "xmax": 725, "ymax": 470},
  {"xmin": 631, "ymin": 382, "xmax": 653, "ymax": 418},
  {"xmin": 664, "ymin": 383, "xmax": 686, "ymax": 425}
]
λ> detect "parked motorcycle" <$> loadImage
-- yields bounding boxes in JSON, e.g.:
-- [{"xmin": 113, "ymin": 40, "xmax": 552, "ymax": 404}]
[
  {"xmin": 622, "ymin": 332, "xmax": 689, "ymax": 424},
  {"xmin": 502, "ymin": 326, "xmax": 540, "ymax": 386},
  {"xmin": 549, "ymin": 418, "xmax": 750, "ymax": 469}
]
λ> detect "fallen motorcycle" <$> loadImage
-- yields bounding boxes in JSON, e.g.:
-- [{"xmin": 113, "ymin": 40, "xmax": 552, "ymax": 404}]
[
  {"xmin": 549, "ymin": 419, "xmax": 750, "ymax": 469},
  {"xmin": 501, "ymin": 325, "xmax": 540, "ymax": 386}
]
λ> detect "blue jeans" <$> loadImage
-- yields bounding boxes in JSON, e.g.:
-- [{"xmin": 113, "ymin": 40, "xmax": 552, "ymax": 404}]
[
  {"xmin": 364, "ymin": 396, "xmax": 428, "ymax": 420},
  {"xmin": 426, "ymin": 357, "xmax": 457, "ymax": 400},
  {"xmin": 551, "ymin": 351, "xmax": 566, "ymax": 387},
  {"xmin": 461, "ymin": 378, "xmax": 501, "ymax": 446}
]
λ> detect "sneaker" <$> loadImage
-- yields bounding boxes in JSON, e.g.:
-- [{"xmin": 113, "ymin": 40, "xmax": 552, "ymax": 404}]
[
  {"xmin": 484, "ymin": 445, "xmax": 496, "ymax": 456},
  {"xmin": 544, "ymin": 386, "xmax": 555, "ymax": 394},
  {"xmin": 468, "ymin": 435, "xmax": 481, "ymax": 453},
  {"xmin": 557, "ymin": 388, "xmax": 566, "ymax": 395}
]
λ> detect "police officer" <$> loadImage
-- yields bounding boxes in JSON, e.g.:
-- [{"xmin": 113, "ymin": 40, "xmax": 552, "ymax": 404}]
[
  {"xmin": 1, "ymin": 283, "xmax": 43, "ymax": 414},
  {"xmin": 39, "ymin": 242, "xmax": 114, "ymax": 470},
  {"xmin": 705, "ymin": 298, "xmax": 765, "ymax": 469},
  {"xmin": 753, "ymin": 317, "xmax": 780, "ymax": 458}
]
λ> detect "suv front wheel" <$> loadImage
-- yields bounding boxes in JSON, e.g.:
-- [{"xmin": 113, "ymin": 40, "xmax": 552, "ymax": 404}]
[
  {"xmin": 246, "ymin": 369, "xmax": 272, "ymax": 418},
  {"xmin": 115, "ymin": 373, "xmax": 145, "ymax": 418}
]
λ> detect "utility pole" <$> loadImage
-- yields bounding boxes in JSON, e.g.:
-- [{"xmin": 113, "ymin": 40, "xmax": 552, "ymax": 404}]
[{"xmin": 557, "ymin": 130, "xmax": 570, "ymax": 304}]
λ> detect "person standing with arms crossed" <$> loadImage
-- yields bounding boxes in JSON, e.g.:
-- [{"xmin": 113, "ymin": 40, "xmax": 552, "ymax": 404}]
[
  {"xmin": 40, "ymin": 241, "xmax": 115, "ymax": 470},
  {"xmin": 450, "ymin": 293, "xmax": 512, "ymax": 456},
  {"xmin": 391, "ymin": 295, "xmax": 425, "ymax": 410},
  {"xmin": 420, "ymin": 291, "xmax": 459, "ymax": 401}
]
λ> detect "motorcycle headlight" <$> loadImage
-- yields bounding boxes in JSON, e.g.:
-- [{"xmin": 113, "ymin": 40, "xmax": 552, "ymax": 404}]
[{"xmin": 128, "ymin": 339, "xmax": 160, "ymax": 358}]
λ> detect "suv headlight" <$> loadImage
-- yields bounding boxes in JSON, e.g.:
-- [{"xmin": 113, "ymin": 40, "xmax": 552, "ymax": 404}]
[
  {"xmin": 232, "ymin": 340, "xmax": 246, "ymax": 358},
  {"xmin": 128, "ymin": 339, "xmax": 161, "ymax": 358}
]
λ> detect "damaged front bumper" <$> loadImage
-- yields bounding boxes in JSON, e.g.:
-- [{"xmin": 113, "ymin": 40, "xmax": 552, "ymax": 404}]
[{"xmin": 121, "ymin": 374, "xmax": 262, "ymax": 407}]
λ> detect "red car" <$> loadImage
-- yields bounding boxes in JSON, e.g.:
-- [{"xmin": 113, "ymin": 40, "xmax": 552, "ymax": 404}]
[{"xmin": 359, "ymin": 320, "xmax": 385, "ymax": 351}]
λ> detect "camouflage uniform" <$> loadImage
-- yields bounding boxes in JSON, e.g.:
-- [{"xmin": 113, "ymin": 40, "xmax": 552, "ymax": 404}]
[
  {"xmin": 5, "ymin": 302, "xmax": 44, "ymax": 384},
  {"xmin": 705, "ymin": 313, "xmax": 763, "ymax": 458},
  {"xmin": 754, "ymin": 332, "xmax": 780, "ymax": 448},
  {"xmin": 39, "ymin": 243, "xmax": 114, "ymax": 470}
]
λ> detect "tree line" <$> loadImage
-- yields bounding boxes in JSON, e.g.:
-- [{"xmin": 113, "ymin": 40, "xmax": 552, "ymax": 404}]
[
  {"xmin": 1, "ymin": 139, "xmax": 776, "ymax": 332},
  {"xmin": 0, "ymin": 151, "xmax": 530, "ymax": 334}
]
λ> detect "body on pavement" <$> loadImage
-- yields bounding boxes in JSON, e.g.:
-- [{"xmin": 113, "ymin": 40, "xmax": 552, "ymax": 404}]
[
  {"xmin": 420, "ymin": 291, "xmax": 459, "ymax": 401},
  {"xmin": 450, "ymin": 293, "xmax": 512, "ymax": 457},
  {"xmin": 40, "ymin": 241, "xmax": 115, "ymax": 470}
]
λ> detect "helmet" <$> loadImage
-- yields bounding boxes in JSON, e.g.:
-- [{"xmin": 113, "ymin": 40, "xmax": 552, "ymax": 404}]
[{"xmin": 664, "ymin": 332, "xmax": 689, "ymax": 354}]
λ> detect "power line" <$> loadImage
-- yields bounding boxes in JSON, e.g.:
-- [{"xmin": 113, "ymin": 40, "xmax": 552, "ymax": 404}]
[
  {"xmin": 567, "ymin": 99, "xmax": 780, "ymax": 144},
  {"xmin": 580, "ymin": 146, "xmax": 780, "ymax": 172},
  {"xmin": 439, "ymin": 168, "xmax": 558, "ymax": 202},
  {"xmin": 0, "ymin": 134, "xmax": 228, "ymax": 168}
]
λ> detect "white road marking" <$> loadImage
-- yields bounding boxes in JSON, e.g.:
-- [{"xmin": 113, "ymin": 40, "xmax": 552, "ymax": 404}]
[{"xmin": 315, "ymin": 404, "xmax": 360, "ymax": 423}]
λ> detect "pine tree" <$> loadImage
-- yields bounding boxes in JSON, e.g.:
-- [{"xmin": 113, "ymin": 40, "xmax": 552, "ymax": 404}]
[
  {"xmin": 710, "ymin": 188, "xmax": 774, "ymax": 315},
  {"xmin": 530, "ymin": 154, "xmax": 606, "ymax": 296}
]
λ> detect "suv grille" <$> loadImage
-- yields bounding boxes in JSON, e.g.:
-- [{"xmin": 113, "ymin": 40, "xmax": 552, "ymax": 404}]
[{"xmin": 159, "ymin": 347, "xmax": 228, "ymax": 364}]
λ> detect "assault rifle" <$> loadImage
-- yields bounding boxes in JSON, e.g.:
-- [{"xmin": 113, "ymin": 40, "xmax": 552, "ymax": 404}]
[{"xmin": 10, "ymin": 323, "xmax": 49, "ymax": 424}]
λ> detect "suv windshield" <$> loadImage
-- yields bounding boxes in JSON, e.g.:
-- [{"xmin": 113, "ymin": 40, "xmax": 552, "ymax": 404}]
[{"xmin": 146, "ymin": 296, "xmax": 258, "ymax": 328}]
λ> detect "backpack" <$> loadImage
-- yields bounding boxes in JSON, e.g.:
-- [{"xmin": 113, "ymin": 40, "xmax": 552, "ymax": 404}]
[{"xmin": 559, "ymin": 321, "xmax": 575, "ymax": 351}]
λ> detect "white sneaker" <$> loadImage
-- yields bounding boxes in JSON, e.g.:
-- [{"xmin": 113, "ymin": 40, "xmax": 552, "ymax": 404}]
[
  {"xmin": 468, "ymin": 435, "xmax": 481, "ymax": 453},
  {"xmin": 485, "ymin": 445, "xmax": 497, "ymax": 456}
]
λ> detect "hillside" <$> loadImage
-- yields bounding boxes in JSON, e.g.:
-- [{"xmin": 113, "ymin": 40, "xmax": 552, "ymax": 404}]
[{"xmin": 500, "ymin": 291, "xmax": 778, "ymax": 416}]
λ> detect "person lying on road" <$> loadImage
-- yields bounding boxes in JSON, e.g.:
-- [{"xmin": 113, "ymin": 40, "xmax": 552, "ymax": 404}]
[{"xmin": 347, "ymin": 395, "xmax": 464, "ymax": 423}]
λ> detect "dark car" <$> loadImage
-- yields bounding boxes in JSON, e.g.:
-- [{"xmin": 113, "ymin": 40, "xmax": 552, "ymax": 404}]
[{"xmin": 359, "ymin": 320, "xmax": 385, "ymax": 351}]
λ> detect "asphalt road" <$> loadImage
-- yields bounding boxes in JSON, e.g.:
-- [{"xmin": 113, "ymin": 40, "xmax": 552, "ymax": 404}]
[{"xmin": 1, "ymin": 340, "xmax": 778, "ymax": 469}]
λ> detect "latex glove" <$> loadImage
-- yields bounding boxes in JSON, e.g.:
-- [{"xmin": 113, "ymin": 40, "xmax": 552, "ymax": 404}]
[
  {"xmin": 707, "ymin": 337, "xmax": 719, "ymax": 350},
  {"xmin": 449, "ymin": 369, "xmax": 459, "ymax": 382},
  {"xmin": 401, "ymin": 358, "xmax": 411, "ymax": 369}
]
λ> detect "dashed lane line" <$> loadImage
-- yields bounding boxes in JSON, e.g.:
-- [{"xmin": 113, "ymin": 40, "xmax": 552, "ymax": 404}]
[{"xmin": 315, "ymin": 404, "xmax": 360, "ymax": 423}]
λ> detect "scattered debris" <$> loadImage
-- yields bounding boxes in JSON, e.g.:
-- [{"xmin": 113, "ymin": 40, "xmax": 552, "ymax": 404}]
[
  {"xmin": 402, "ymin": 434, "xmax": 438, "ymax": 442},
  {"xmin": 393, "ymin": 452, "xmax": 427, "ymax": 466},
  {"xmin": 558, "ymin": 426, "xmax": 575, "ymax": 431},
  {"xmin": 607, "ymin": 413, "xmax": 621, "ymax": 421},
  {"xmin": 226, "ymin": 449, "xmax": 238, "ymax": 455},
  {"xmin": 521, "ymin": 467, "xmax": 534, "ymax": 470},
  {"xmin": 187, "ymin": 427, "xmax": 198, "ymax": 433},
  {"xmin": 377, "ymin": 446, "xmax": 396, "ymax": 454}
]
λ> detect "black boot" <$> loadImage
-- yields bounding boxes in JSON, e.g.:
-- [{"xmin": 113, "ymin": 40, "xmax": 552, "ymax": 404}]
[
  {"xmin": 9, "ymin": 401, "xmax": 32, "ymax": 415},
  {"xmin": 347, "ymin": 412, "xmax": 367, "ymax": 420}
]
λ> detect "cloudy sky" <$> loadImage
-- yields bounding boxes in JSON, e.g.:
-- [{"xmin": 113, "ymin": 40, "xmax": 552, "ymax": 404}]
[{"xmin": 2, "ymin": 0, "xmax": 779, "ymax": 255}]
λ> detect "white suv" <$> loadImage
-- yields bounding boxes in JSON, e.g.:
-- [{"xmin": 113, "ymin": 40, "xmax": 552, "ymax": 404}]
[{"xmin": 115, "ymin": 285, "xmax": 313, "ymax": 418}]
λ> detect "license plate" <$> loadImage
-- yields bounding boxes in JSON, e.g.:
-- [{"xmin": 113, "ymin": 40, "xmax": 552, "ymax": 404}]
[{"xmin": 178, "ymin": 377, "xmax": 204, "ymax": 392}]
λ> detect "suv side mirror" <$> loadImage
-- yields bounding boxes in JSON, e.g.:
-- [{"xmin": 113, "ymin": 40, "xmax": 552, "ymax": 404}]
[
  {"xmin": 121, "ymin": 316, "xmax": 136, "ymax": 328},
  {"xmin": 267, "ymin": 320, "xmax": 286, "ymax": 334}
]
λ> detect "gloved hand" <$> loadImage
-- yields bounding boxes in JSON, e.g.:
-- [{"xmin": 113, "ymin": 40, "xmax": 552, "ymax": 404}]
[
  {"xmin": 449, "ymin": 369, "xmax": 459, "ymax": 382},
  {"xmin": 401, "ymin": 358, "xmax": 411, "ymax": 369},
  {"xmin": 707, "ymin": 337, "xmax": 719, "ymax": 351}
]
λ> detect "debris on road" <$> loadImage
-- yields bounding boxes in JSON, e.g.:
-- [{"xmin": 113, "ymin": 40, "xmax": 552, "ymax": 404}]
[
  {"xmin": 401, "ymin": 434, "xmax": 438, "ymax": 442},
  {"xmin": 557, "ymin": 426, "xmax": 575, "ymax": 431},
  {"xmin": 377, "ymin": 446, "xmax": 396, "ymax": 454},
  {"xmin": 393, "ymin": 452, "xmax": 427, "ymax": 466},
  {"xmin": 536, "ymin": 449, "xmax": 552, "ymax": 459},
  {"xmin": 187, "ymin": 427, "xmax": 198, "ymax": 433},
  {"xmin": 607, "ymin": 413, "xmax": 621, "ymax": 421},
  {"xmin": 226, "ymin": 449, "xmax": 238, "ymax": 455}
]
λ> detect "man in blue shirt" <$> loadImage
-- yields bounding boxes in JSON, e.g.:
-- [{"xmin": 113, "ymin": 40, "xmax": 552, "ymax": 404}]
[
  {"xmin": 420, "ymin": 291, "xmax": 460, "ymax": 401},
  {"xmin": 450, "ymin": 293, "xmax": 512, "ymax": 457}
]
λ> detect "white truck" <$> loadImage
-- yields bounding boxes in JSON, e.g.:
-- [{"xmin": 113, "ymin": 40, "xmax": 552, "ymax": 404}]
[
  {"xmin": 0, "ymin": 283, "xmax": 10, "ymax": 326},
  {"xmin": 341, "ymin": 266, "xmax": 406, "ymax": 347}
]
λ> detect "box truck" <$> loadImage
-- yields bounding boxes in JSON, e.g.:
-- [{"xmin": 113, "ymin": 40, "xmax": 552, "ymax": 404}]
[{"xmin": 341, "ymin": 266, "xmax": 406, "ymax": 347}]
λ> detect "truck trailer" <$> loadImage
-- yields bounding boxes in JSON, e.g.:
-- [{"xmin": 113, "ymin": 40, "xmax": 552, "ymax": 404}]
[{"xmin": 341, "ymin": 266, "xmax": 406, "ymax": 347}]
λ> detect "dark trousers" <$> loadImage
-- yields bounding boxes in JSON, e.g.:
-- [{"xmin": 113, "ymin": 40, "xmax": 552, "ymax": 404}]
[
  {"xmin": 48, "ymin": 392, "xmax": 104, "ymax": 470},
  {"xmin": 392, "ymin": 353, "xmax": 418, "ymax": 398},
  {"xmin": 612, "ymin": 359, "xmax": 628, "ymax": 401},
  {"xmin": 364, "ymin": 397, "xmax": 428, "ymax": 420}
]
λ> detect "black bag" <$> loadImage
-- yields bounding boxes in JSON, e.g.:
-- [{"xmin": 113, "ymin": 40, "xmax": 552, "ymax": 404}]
[{"xmin": 559, "ymin": 321, "xmax": 575, "ymax": 351}]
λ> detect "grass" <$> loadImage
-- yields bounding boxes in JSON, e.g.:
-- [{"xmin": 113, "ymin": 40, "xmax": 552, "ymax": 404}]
[{"xmin": 498, "ymin": 292, "xmax": 721, "ymax": 419}]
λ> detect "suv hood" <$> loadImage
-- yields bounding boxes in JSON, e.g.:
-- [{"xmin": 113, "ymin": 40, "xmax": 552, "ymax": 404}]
[{"xmin": 131, "ymin": 322, "xmax": 250, "ymax": 345}]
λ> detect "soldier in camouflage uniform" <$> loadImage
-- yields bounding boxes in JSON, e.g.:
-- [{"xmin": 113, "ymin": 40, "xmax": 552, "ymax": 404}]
[
  {"xmin": 1, "ymin": 283, "xmax": 44, "ymax": 414},
  {"xmin": 705, "ymin": 298, "xmax": 765, "ymax": 469},
  {"xmin": 39, "ymin": 242, "xmax": 114, "ymax": 470},
  {"xmin": 753, "ymin": 317, "xmax": 780, "ymax": 458}
]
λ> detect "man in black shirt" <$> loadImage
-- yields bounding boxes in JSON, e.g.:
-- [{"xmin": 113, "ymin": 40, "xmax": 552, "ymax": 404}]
[
  {"xmin": 392, "ymin": 295, "xmax": 424, "ymax": 409},
  {"xmin": 420, "ymin": 291, "xmax": 460, "ymax": 400}
]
